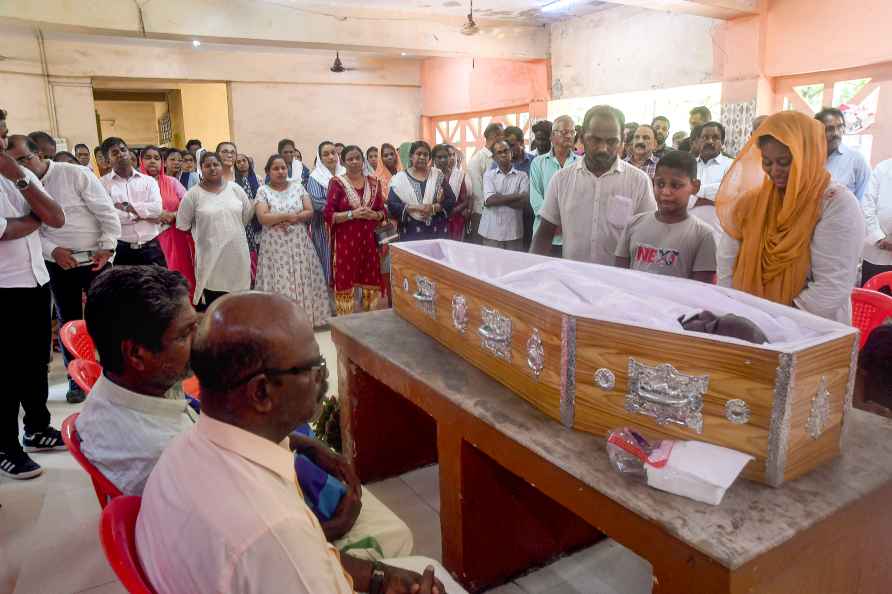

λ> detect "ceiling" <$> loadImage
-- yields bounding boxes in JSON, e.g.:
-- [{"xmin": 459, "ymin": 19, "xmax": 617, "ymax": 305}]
[{"xmin": 271, "ymin": 0, "xmax": 615, "ymax": 24}]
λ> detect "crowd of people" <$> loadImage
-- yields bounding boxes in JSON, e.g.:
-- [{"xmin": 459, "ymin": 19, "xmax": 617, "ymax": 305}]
[{"xmin": 1, "ymin": 98, "xmax": 891, "ymax": 592}]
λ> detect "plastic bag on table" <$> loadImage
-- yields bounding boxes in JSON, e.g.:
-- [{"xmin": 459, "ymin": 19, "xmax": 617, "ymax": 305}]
[
  {"xmin": 606, "ymin": 427, "xmax": 674, "ymax": 477},
  {"xmin": 606, "ymin": 427, "xmax": 753, "ymax": 505}
]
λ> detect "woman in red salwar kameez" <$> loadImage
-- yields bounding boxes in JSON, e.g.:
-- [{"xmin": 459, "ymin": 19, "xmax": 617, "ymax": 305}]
[{"xmin": 324, "ymin": 145, "xmax": 388, "ymax": 316}]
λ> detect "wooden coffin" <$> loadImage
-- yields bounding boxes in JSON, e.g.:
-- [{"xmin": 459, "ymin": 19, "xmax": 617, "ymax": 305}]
[{"xmin": 390, "ymin": 240, "xmax": 858, "ymax": 486}]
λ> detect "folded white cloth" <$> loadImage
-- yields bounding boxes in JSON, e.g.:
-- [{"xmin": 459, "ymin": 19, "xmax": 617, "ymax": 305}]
[{"xmin": 645, "ymin": 440, "xmax": 753, "ymax": 505}]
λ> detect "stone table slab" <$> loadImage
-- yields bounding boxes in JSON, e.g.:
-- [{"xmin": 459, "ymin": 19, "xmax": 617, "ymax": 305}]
[{"xmin": 330, "ymin": 309, "xmax": 892, "ymax": 571}]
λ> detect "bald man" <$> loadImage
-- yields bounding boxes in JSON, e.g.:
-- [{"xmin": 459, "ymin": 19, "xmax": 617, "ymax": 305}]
[
  {"xmin": 136, "ymin": 293, "xmax": 465, "ymax": 594},
  {"xmin": 751, "ymin": 115, "xmax": 769, "ymax": 139}
]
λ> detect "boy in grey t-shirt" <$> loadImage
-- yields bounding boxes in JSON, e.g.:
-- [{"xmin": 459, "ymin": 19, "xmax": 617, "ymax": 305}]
[{"xmin": 615, "ymin": 150, "xmax": 716, "ymax": 282}]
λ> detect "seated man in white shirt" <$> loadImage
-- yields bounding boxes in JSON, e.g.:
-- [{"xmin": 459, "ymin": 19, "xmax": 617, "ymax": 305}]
[
  {"xmin": 6, "ymin": 134, "xmax": 121, "ymax": 404},
  {"xmin": 479, "ymin": 140, "xmax": 529, "ymax": 251},
  {"xmin": 688, "ymin": 121, "xmax": 733, "ymax": 238},
  {"xmin": 137, "ymin": 292, "xmax": 466, "ymax": 594},
  {"xmin": 77, "ymin": 266, "xmax": 413, "ymax": 561}
]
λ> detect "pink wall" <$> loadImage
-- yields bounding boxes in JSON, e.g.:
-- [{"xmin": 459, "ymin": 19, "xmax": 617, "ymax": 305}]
[
  {"xmin": 764, "ymin": 0, "xmax": 892, "ymax": 78},
  {"xmin": 421, "ymin": 57, "xmax": 549, "ymax": 117}
]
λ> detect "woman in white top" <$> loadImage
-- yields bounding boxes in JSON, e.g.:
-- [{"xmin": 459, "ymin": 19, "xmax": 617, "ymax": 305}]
[
  {"xmin": 176, "ymin": 151, "xmax": 254, "ymax": 310},
  {"xmin": 715, "ymin": 111, "xmax": 864, "ymax": 324},
  {"xmin": 254, "ymin": 155, "xmax": 331, "ymax": 327}
]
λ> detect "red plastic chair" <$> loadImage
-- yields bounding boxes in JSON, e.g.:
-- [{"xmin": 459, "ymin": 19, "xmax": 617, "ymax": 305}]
[
  {"xmin": 68, "ymin": 359, "xmax": 103, "ymax": 393},
  {"xmin": 100, "ymin": 496, "xmax": 157, "ymax": 594},
  {"xmin": 864, "ymin": 270, "xmax": 892, "ymax": 293},
  {"xmin": 851, "ymin": 288, "xmax": 892, "ymax": 349},
  {"xmin": 181, "ymin": 376, "xmax": 201, "ymax": 400},
  {"xmin": 61, "ymin": 413, "xmax": 123, "ymax": 509},
  {"xmin": 60, "ymin": 320, "xmax": 97, "ymax": 362}
]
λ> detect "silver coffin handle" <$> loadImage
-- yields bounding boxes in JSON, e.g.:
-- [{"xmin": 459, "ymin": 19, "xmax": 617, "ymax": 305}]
[
  {"xmin": 637, "ymin": 389, "xmax": 690, "ymax": 408},
  {"xmin": 413, "ymin": 291, "xmax": 434, "ymax": 303},
  {"xmin": 478, "ymin": 324, "xmax": 510, "ymax": 342},
  {"xmin": 625, "ymin": 358, "xmax": 708, "ymax": 434}
]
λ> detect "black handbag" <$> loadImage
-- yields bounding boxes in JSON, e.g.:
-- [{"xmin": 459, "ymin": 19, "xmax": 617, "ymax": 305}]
[{"xmin": 374, "ymin": 220, "xmax": 399, "ymax": 245}]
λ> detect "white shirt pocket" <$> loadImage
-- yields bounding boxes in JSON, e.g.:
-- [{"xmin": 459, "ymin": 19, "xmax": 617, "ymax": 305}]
[{"xmin": 606, "ymin": 194, "xmax": 633, "ymax": 228}]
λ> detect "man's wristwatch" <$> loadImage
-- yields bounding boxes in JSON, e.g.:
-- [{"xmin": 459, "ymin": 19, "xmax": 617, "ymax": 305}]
[
  {"xmin": 347, "ymin": 210, "xmax": 354, "ymax": 220},
  {"xmin": 369, "ymin": 561, "xmax": 386, "ymax": 594},
  {"xmin": 15, "ymin": 177, "xmax": 31, "ymax": 190}
]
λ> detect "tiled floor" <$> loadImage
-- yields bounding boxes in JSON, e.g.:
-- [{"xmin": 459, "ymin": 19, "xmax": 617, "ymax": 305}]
[{"xmin": 0, "ymin": 330, "xmax": 652, "ymax": 594}]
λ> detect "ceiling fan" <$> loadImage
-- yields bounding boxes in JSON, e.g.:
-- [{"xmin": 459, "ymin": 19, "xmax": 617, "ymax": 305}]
[
  {"xmin": 330, "ymin": 51, "xmax": 362, "ymax": 73},
  {"xmin": 461, "ymin": 0, "xmax": 480, "ymax": 36}
]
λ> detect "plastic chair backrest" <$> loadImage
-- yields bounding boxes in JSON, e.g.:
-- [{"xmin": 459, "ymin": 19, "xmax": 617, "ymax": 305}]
[
  {"xmin": 851, "ymin": 288, "xmax": 892, "ymax": 349},
  {"xmin": 61, "ymin": 413, "xmax": 123, "ymax": 509},
  {"xmin": 100, "ymin": 496, "xmax": 157, "ymax": 594},
  {"xmin": 864, "ymin": 271, "xmax": 892, "ymax": 293},
  {"xmin": 181, "ymin": 376, "xmax": 201, "ymax": 400},
  {"xmin": 68, "ymin": 359, "xmax": 103, "ymax": 393},
  {"xmin": 60, "ymin": 320, "xmax": 97, "ymax": 362}
]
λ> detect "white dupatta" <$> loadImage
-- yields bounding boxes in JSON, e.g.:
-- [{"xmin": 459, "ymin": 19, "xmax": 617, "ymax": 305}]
[
  {"xmin": 447, "ymin": 167, "xmax": 469, "ymax": 201},
  {"xmin": 390, "ymin": 168, "xmax": 444, "ymax": 222},
  {"xmin": 309, "ymin": 148, "xmax": 346, "ymax": 191}
]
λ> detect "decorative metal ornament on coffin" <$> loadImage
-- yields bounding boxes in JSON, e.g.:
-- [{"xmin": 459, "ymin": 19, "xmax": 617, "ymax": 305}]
[
  {"xmin": 594, "ymin": 368, "xmax": 616, "ymax": 391},
  {"xmin": 725, "ymin": 399, "xmax": 752, "ymax": 425},
  {"xmin": 451, "ymin": 294, "xmax": 469, "ymax": 334},
  {"xmin": 526, "ymin": 328, "xmax": 544, "ymax": 379},
  {"xmin": 625, "ymin": 358, "xmax": 708, "ymax": 434},
  {"xmin": 807, "ymin": 376, "xmax": 831, "ymax": 439},
  {"xmin": 412, "ymin": 275, "xmax": 436, "ymax": 319},
  {"xmin": 479, "ymin": 307, "xmax": 512, "ymax": 361}
]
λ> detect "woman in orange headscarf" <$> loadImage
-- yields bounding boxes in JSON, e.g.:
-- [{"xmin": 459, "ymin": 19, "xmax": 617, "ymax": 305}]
[
  {"xmin": 715, "ymin": 111, "xmax": 864, "ymax": 323},
  {"xmin": 375, "ymin": 143, "xmax": 402, "ymax": 190}
]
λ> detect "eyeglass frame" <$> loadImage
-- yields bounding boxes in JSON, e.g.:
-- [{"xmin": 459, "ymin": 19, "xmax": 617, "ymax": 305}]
[{"xmin": 230, "ymin": 355, "xmax": 327, "ymax": 387}]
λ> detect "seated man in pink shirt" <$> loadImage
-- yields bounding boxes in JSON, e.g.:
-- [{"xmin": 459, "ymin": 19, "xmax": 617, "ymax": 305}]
[{"xmin": 136, "ymin": 293, "xmax": 464, "ymax": 594}]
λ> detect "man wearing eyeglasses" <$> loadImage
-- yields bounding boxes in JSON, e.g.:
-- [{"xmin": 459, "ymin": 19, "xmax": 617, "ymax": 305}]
[
  {"xmin": 529, "ymin": 115, "xmax": 578, "ymax": 258},
  {"xmin": 76, "ymin": 269, "xmax": 417, "ymax": 574},
  {"xmin": 817, "ymin": 107, "xmax": 870, "ymax": 201},
  {"xmin": 137, "ymin": 292, "xmax": 464, "ymax": 594}
]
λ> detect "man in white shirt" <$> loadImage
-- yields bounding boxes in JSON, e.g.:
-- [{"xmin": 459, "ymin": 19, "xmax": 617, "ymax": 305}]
[
  {"xmin": 0, "ymin": 138, "xmax": 66, "ymax": 480},
  {"xmin": 479, "ymin": 140, "xmax": 529, "ymax": 251},
  {"xmin": 817, "ymin": 107, "xmax": 870, "ymax": 201},
  {"xmin": 137, "ymin": 292, "xmax": 464, "ymax": 594},
  {"xmin": 7, "ymin": 135, "xmax": 121, "ymax": 403},
  {"xmin": 28, "ymin": 131, "xmax": 57, "ymax": 160},
  {"xmin": 862, "ymin": 158, "xmax": 892, "ymax": 286},
  {"xmin": 466, "ymin": 122, "xmax": 504, "ymax": 243},
  {"xmin": 78, "ymin": 266, "xmax": 414, "ymax": 561},
  {"xmin": 73, "ymin": 143, "xmax": 92, "ymax": 168},
  {"xmin": 531, "ymin": 105, "xmax": 656, "ymax": 264},
  {"xmin": 689, "ymin": 121, "xmax": 733, "ymax": 238},
  {"xmin": 77, "ymin": 266, "xmax": 199, "ymax": 494},
  {"xmin": 99, "ymin": 137, "xmax": 165, "ymax": 266}
]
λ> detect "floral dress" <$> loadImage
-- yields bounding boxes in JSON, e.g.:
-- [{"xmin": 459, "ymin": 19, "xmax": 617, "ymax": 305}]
[{"xmin": 254, "ymin": 182, "xmax": 331, "ymax": 327}]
